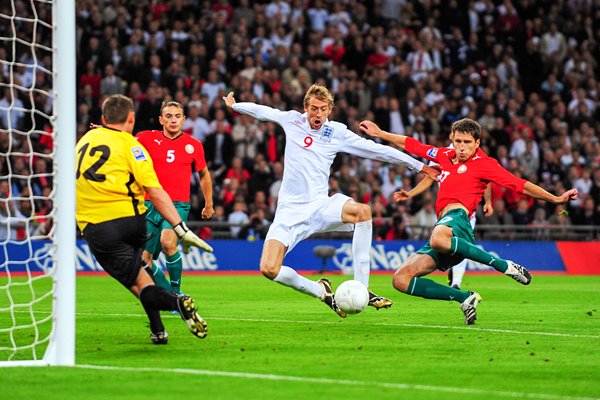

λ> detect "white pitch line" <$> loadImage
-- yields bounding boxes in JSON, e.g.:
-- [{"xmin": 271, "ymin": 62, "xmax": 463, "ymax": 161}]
[
  {"xmin": 74, "ymin": 363, "xmax": 599, "ymax": 400},
  {"xmin": 74, "ymin": 311, "xmax": 600, "ymax": 339}
]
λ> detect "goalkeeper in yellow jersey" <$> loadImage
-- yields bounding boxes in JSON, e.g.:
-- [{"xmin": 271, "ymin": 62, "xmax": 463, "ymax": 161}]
[{"xmin": 75, "ymin": 94, "xmax": 212, "ymax": 344}]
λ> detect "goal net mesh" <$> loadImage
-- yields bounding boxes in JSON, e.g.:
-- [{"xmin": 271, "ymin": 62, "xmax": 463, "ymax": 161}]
[{"xmin": 0, "ymin": 0, "xmax": 58, "ymax": 362}]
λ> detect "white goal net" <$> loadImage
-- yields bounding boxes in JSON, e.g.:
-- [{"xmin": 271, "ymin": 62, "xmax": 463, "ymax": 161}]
[{"xmin": 0, "ymin": 0, "xmax": 75, "ymax": 366}]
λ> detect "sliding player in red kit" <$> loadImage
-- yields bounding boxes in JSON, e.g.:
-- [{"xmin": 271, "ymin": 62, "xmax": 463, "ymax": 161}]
[
  {"xmin": 359, "ymin": 118, "xmax": 578, "ymax": 324},
  {"xmin": 137, "ymin": 101, "xmax": 214, "ymax": 296}
]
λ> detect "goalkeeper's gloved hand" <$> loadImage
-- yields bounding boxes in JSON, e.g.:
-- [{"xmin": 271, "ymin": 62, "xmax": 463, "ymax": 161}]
[{"xmin": 173, "ymin": 221, "xmax": 213, "ymax": 254}]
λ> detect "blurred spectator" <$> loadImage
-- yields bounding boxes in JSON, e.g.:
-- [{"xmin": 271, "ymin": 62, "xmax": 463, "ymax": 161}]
[
  {"xmin": 540, "ymin": 22, "xmax": 567, "ymax": 63},
  {"xmin": 228, "ymin": 200, "xmax": 249, "ymax": 238},
  {"xmin": 512, "ymin": 198, "xmax": 532, "ymax": 225},
  {"xmin": 530, "ymin": 207, "xmax": 550, "ymax": 240},
  {"xmin": 483, "ymin": 199, "xmax": 514, "ymax": 240},
  {"xmin": 411, "ymin": 197, "xmax": 437, "ymax": 240},
  {"xmin": 231, "ymin": 113, "xmax": 264, "ymax": 166},
  {"xmin": 182, "ymin": 105, "xmax": 210, "ymax": 142},
  {"xmin": 204, "ymin": 118, "xmax": 234, "ymax": 180},
  {"xmin": 385, "ymin": 213, "xmax": 410, "ymax": 240},
  {"xmin": 99, "ymin": 64, "xmax": 124, "ymax": 97},
  {"xmin": 0, "ymin": 89, "xmax": 25, "ymax": 130}
]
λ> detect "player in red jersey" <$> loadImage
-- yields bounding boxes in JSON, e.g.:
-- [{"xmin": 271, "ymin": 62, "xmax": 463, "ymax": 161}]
[
  {"xmin": 359, "ymin": 118, "xmax": 578, "ymax": 324},
  {"xmin": 137, "ymin": 101, "xmax": 214, "ymax": 295}
]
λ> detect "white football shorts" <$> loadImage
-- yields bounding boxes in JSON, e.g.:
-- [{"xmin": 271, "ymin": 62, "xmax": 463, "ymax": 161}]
[{"xmin": 266, "ymin": 193, "xmax": 354, "ymax": 254}]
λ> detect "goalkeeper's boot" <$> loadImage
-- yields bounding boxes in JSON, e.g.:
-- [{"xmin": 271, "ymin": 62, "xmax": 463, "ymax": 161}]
[
  {"xmin": 318, "ymin": 278, "xmax": 346, "ymax": 318},
  {"xmin": 150, "ymin": 330, "xmax": 169, "ymax": 345},
  {"xmin": 504, "ymin": 260, "xmax": 532, "ymax": 285},
  {"xmin": 177, "ymin": 295, "xmax": 208, "ymax": 339},
  {"xmin": 368, "ymin": 290, "xmax": 393, "ymax": 309},
  {"xmin": 460, "ymin": 291, "xmax": 482, "ymax": 325}
]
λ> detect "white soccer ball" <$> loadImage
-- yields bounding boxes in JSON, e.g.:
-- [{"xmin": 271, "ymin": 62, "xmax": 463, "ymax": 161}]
[{"xmin": 335, "ymin": 280, "xmax": 369, "ymax": 314}]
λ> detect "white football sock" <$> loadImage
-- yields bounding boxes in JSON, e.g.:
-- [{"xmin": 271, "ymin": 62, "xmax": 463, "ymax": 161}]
[
  {"xmin": 352, "ymin": 220, "xmax": 372, "ymax": 288},
  {"xmin": 273, "ymin": 266, "xmax": 324, "ymax": 298},
  {"xmin": 451, "ymin": 260, "xmax": 467, "ymax": 287}
]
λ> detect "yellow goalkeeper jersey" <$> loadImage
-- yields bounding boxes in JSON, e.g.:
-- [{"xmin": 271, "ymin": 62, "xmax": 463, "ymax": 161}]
[{"xmin": 75, "ymin": 126, "xmax": 162, "ymax": 230}]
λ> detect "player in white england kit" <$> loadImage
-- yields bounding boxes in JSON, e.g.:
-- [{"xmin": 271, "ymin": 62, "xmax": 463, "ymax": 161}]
[
  {"xmin": 223, "ymin": 85, "xmax": 440, "ymax": 318},
  {"xmin": 393, "ymin": 137, "xmax": 493, "ymax": 290}
]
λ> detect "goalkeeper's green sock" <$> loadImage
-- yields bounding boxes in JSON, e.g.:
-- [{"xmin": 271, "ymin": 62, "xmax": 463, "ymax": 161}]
[
  {"xmin": 166, "ymin": 252, "xmax": 183, "ymax": 294},
  {"xmin": 450, "ymin": 236, "xmax": 508, "ymax": 273},
  {"xmin": 408, "ymin": 277, "xmax": 469, "ymax": 303}
]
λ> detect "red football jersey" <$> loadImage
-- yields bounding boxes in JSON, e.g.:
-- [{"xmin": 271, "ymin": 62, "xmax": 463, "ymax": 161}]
[
  {"xmin": 405, "ymin": 137, "xmax": 526, "ymax": 216},
  {"xmin": 136, "ymin": 130, "xmax": 207, "ymax": 202}
]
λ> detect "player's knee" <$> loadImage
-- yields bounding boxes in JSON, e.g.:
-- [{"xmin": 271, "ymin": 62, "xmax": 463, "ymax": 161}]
[
  {"xmin": 260, "ymin": 260, "xmax": 280, "ymax": 280},
  {"xmin": 429, "ymin": 234, "xmax": 449, "ymax": 252},
  {"xmin": 160, "ymin": 238, "xmax": 178, "ymax": 256},
  {"xmin": 392, "ymin": 269, "xmax": 412, "ymax": 293}
]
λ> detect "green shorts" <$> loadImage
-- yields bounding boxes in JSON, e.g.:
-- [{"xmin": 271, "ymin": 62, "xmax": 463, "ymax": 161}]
[
  {"xmin": 144, "ymin": 200, "xmax": 190, "ymax": 258},
  {"xmin": 417, "ymin": 208, "xmax": 476, "ymax": 271}
]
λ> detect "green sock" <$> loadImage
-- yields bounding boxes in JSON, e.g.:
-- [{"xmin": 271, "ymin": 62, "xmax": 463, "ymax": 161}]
[
  {"xmin": 149, "ymin": 263, "xmax": 171, "ymax": 291},
  {"xmin": 166, "ymin": 252, "xmax": 183, "ymax": 294},
  {"xmin": 408, "ymin": 277, "xmax": 469, "ymax": 303},
  {"xmin": 450, "ymin": 237, "xmax": 508, "ymax": 272}
]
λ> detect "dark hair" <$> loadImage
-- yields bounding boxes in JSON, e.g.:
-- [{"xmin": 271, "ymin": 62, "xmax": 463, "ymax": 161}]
[
  {"xmin": 102, "ymin": 94, "xmax": 134, "ymax": 124},
  {"xmin": 451, "ymin": 118, "xmax": 481, "ymax": 141}
]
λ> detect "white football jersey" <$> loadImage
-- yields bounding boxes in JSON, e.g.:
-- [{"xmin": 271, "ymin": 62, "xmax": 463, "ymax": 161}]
[{"xmin": 233, "ymin": 102, "xmax": 425, "ymax": 204}]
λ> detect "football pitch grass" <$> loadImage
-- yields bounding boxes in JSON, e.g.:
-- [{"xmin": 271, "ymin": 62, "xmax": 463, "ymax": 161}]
[{"xmin": 1, "ymin": 274, "xmax": 599, "ymax": 399}]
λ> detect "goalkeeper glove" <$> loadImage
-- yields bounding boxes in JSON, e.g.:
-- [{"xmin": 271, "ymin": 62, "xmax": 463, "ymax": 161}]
[{"xmin": 173, "ymin": 221, "xmax": 213, "ymax": 254}]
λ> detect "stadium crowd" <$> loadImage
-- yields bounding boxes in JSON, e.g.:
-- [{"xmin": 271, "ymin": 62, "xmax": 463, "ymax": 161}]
[{"xmin": 1, "ymin": 0, "xmax": 600, "ymax": 241}]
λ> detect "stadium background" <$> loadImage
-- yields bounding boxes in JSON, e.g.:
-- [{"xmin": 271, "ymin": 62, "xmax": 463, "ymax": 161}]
[{"xmin": 1, "ymin": 0, "xmax": 599, "ymax": 255}]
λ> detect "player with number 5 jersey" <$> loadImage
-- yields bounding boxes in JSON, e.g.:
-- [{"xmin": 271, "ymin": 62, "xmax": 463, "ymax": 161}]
[
  {"xmin": 136, "ymin": 101, "xmax": 214, "ymax": 296},
  {"xmin": 223, "ymin": 85, "xmax": 440, "ymax": 318},
  {"xmin": 359, "ymin": 118, "xmax": 579, "ymax": 325}
]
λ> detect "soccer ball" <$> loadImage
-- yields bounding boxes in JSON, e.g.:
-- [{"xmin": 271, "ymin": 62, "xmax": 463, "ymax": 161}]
[{"xmin": 335, "ymin": 280, "xmax": 369, "ymax": 314}]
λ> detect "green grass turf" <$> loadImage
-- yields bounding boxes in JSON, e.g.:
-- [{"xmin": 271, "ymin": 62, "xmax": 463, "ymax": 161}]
[{"xmin": 1, "ymin": 274, "xmax": 599, "ymax": 399}]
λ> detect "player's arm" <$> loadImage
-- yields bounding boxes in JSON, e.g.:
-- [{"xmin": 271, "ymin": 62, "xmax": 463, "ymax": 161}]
[
  {"xmin": 359, "ymin": 120, "xmax": 408, "ymax": 149},
  {"xmin": 198, "ymin": 166, "xmax": 214, "ymax": 219},
  {"xmin": 486, "ymin": 159, "xmax": 578, "ymax": 205},
  {"xmin": 223, "ymin": 92, "xmax": 284, "ymax": 123},
  {"xmin": 343, "ymin": 128, "xmax": 440, "ymax": 181},
  {"xmin": 359, "ymin": 119, "xmax": 441, "ymax": 164},
  {"xmin": 482, "ymin": 183, "xmax": 493, "ymax": 216},
  {"xmin": 392, "ymin": 176, "xmax": 435, "ymax": 202},
  {"xmin": 522, "ymin": 182, "xmax": 578, "ymax": 204}
]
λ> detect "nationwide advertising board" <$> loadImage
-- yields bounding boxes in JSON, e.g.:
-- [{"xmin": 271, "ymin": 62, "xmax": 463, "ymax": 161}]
[{"xmin": 2, "ymin": 240, "xmax": 599, "ymax": 275}]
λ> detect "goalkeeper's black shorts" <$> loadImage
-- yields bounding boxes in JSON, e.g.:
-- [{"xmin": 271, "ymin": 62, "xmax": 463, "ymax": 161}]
[{"xmin": 83, "ymin": 214, "xmax": 147, "ymax": 288}]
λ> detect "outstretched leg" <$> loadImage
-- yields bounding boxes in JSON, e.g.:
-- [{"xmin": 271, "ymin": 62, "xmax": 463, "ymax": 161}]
[
  {"xmin": 392, "ymin": 253, "xmax": 480, "ymax": 325},
  {"xmin": 448, "ymin": 237, "xmax": 531, "ymax": 284},
  {"xmin": 429, "ymin": 221, "xmax": 532, "ymax": 285},
  {"xmin": 261, "ymin": 239, "xmax": 345, "ymax": 317}
]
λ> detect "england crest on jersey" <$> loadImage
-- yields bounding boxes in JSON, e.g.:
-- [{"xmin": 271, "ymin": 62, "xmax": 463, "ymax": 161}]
[{"xmin": 320, "ymin": 125, "xmax": 333, "ymax": 143}]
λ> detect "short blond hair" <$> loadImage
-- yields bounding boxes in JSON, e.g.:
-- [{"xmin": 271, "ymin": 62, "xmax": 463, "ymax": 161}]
[{"xmin": 303, "ymin": 84, "xmax": 334, "ymax": 108}]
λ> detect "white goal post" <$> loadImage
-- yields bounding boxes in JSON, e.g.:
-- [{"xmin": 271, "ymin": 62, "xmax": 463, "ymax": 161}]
[{"xmin": 0, "ymin": 0, "xmax": 76, "ymax": 366}]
